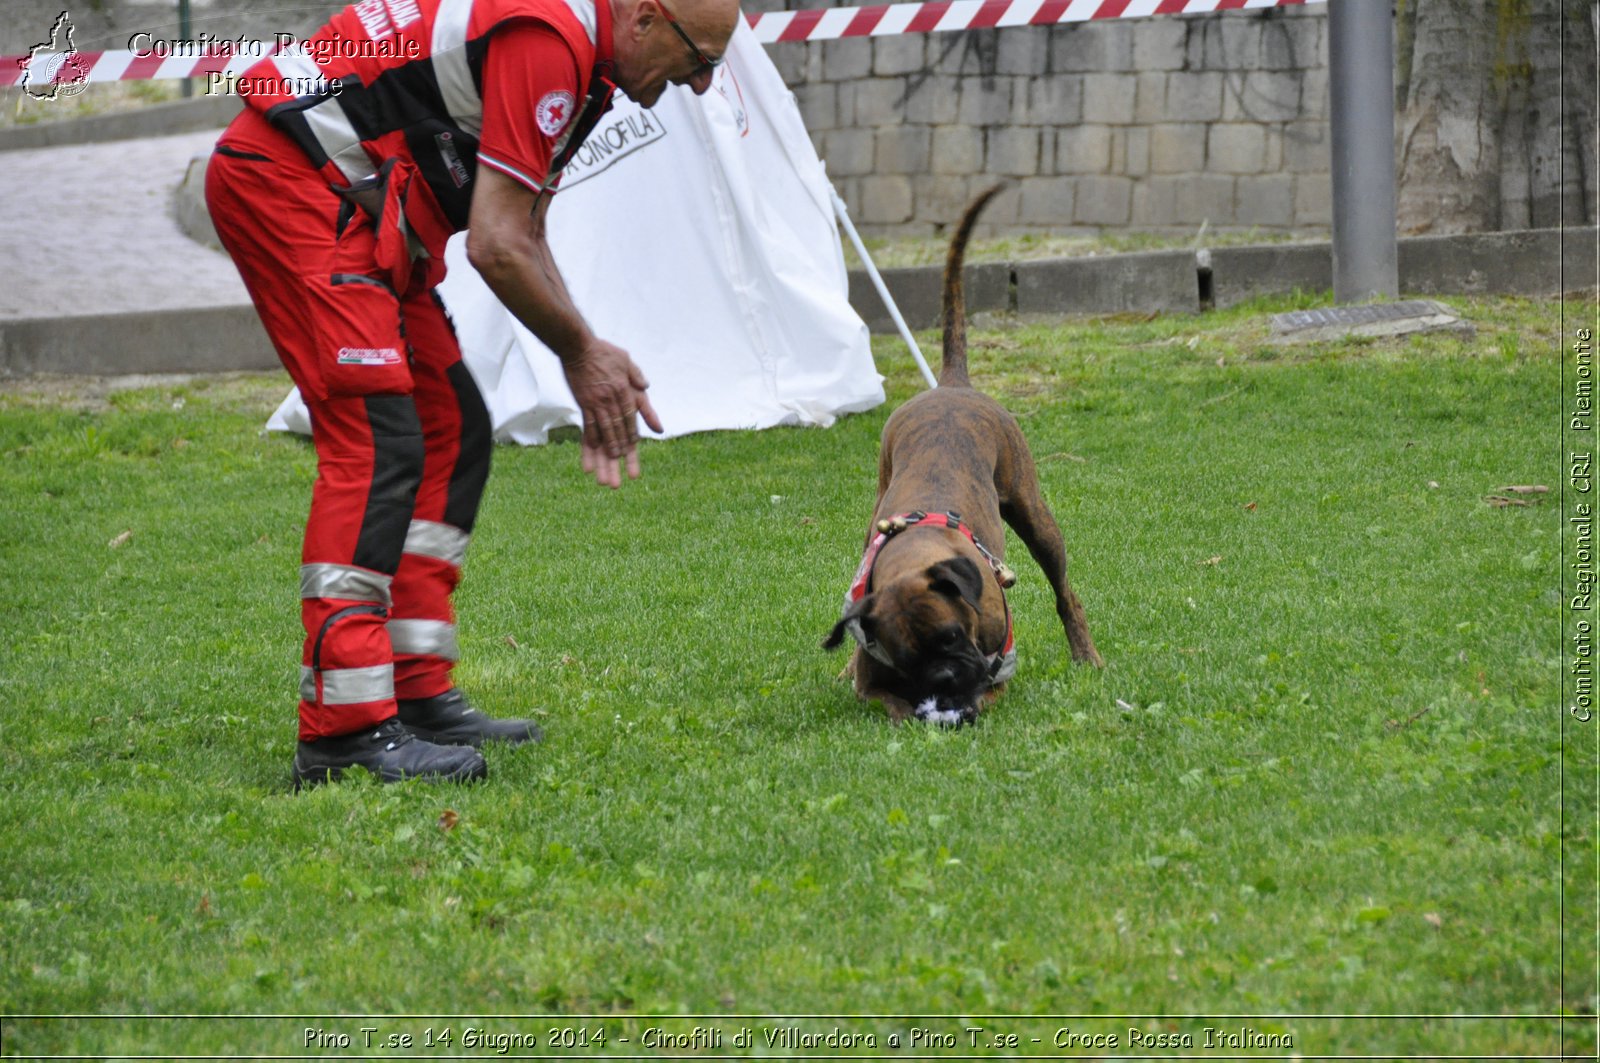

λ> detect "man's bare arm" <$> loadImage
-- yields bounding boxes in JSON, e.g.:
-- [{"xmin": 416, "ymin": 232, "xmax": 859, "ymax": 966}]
[{"xmin": 466, "ymin": 166, "xmax": 663, "ymax": 487}]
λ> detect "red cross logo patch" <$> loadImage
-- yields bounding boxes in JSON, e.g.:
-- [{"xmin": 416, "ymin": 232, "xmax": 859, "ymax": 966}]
[{"xmin": 536, "ymin": 90, "xmax": 576, "ymax": 137}]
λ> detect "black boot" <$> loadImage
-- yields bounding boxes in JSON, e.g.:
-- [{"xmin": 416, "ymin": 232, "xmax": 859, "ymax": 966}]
[
  {"xmin": 396, "ymin": 688, "xmax": 543, "ymax": 747},
  {"xmin": 291, "ymin": 717, "xmax": 486, "ymax": 789}
]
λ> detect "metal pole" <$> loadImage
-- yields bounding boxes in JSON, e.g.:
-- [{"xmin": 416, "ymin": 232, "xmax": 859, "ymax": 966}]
[
  {"xmin": 178, "ymin": 0, "xmax": 193, "ymax": 97},
  {"xmin": 829, "ymin": 185, "xmax": 938, "ymax": 390},
  {"xmin": 1327, "ymin": 0, "xmax": 1398, "ymax": 302}
]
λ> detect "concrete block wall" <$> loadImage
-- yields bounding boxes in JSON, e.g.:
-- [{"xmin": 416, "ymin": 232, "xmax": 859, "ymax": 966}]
[
  {"xmin": 5, "ymin": 0, "xmax": 1331, "ymax": 242},
  {"xmin": 750, "ymin": 1, "xmax": 1331, "ymax": 238}
]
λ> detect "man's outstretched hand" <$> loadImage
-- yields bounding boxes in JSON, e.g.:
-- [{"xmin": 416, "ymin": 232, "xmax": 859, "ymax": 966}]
[{"xmin": 564, "ymin": 338, "xmax": 664, "ymax": 489}]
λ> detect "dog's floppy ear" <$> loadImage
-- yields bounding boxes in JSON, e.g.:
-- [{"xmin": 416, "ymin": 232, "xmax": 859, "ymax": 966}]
[
  {"xmin": 927, "ymin": 556, "xmax": 986, "ymax": 611},
  {"xmin": 823, "ymin": 594, "xmax": 874, "ymax": 650}
]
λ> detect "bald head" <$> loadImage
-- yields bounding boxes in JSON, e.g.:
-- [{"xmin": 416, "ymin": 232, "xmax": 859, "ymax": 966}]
[
  {"xmin": 609, "ymin": 0, "xmax": 741, "ymax": 107},
  {"xmin": 672, "ymin": 0, "xmax": 742, "ymax": 46}
]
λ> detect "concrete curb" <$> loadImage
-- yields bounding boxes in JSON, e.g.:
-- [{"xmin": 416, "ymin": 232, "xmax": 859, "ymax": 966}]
[
  {"xmin": 847, "ymin": 262, "xmax": 1012, "ymax": 336},
  {"xmin": 0, "ymin": 95, "xmax": 240, "ymax": 151},
  {"xmin": 1206, "ymin": 244, "xmax": 1332, "ymax": 309},
  {"xmin": 0, "ymin": 305, "xmax": 276, "ymax": 376},
  {"xmin": 1016, "ymin": 249, "xmax": 1196, "ymax": 318},
  {"xmin": 3, "ymin": 226, "xmax": 1592, "ymax": 377},
  {"xmin": 853, "ymin": 226, "xmax": 1596, "ymax": 332},
  {"xmin": 1399, "ymin": 228, "xmax": 1596, "ymax": 297}
]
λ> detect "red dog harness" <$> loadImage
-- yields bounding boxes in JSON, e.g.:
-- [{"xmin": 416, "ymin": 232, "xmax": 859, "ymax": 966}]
[{"xmin": 843, "ymin": 511, "xmax": 1017, "ymax": 684}]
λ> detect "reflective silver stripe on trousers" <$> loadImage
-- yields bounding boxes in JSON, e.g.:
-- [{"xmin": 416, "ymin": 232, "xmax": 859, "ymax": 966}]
[
  {"xmin": 300, "ymin": 563, "xmax": 393, "ymax": 604},
  {"xmin": 270, "ymin": 48, "xmax": 378, "ymax": 185},
  {"xmin": 299, "ymin": 664, "xmax": 395, "ymax": 705},
  {"xmin": 430, "ymin": 0, "xmax": 483, "ymax": 137},
  {"xmin": 403, "ymin": 520, "xmax": 470, "ymax": 568},
  {"xmin": 387, "ymin": 618, "xmax": 460, "ymax": 661}
]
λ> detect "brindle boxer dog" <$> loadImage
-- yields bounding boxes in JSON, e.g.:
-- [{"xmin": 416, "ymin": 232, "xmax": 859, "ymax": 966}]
[{"xmin": 824, "ymin": 184, "xmax": 1103, "ymax": 725}]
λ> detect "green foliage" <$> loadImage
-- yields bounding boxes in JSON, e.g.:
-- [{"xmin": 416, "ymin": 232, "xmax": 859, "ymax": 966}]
[{"xmin": 0, "ymin": 297, "xmax": 1589, "ymax": 1057}]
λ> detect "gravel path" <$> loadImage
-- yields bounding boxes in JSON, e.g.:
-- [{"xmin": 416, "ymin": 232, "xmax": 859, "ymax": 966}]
[{"xmin": 0, "ymin": 129, "xmax": 250, "ymax": 321}]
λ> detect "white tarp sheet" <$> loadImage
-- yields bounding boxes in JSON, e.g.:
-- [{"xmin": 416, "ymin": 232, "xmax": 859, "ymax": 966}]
[{"xmin": 268, "ymin": 18, "xmax": 883, "ymax": 442}]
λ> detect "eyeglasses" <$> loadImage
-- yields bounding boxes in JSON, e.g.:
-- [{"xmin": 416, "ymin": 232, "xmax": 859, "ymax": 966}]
[{"xmin": 655, "ymin": 0, "xmax": 722, "ymax": 74}]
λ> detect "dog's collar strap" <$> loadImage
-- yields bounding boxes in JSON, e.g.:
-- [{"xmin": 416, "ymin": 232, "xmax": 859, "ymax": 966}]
[
  {"xmin": 847, "ymin": 511, "xmax": 1011, "ymax": 601},
  {"xmin": 843, "ymin": 510, "xmax": 1017, "ymax": 680}
]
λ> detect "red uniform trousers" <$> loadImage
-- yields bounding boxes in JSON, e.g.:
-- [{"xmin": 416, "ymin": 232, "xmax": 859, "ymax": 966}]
[{"xmin": 206, "ymin": 108, "xmax": 491, "ymax": 741}]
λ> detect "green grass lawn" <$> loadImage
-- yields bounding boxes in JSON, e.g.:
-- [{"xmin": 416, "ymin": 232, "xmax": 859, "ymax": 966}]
[{"xmin": 0, "ymin": 294, "xmax": 1592, "ymax": 1057}]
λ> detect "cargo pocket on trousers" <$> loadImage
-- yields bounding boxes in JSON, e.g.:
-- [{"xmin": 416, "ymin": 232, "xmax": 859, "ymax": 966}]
[
  {"xmin": 311, "ymin": 214, "xmax": 414, "ymax": 400},
  {"xmin": 304, "ymin": 603, "xmax": 393, "ymax": 710}
]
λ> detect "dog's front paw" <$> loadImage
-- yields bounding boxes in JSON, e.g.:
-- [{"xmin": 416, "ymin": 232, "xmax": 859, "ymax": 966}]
[{"xmin": 913, "ymin": 697, "xmax": 978, "ymax": 728}]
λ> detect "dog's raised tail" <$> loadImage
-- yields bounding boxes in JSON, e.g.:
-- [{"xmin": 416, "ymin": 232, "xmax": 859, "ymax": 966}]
[{"xmin": 939, "ymin": 182, "xmax": 1006, "ymax": 388}]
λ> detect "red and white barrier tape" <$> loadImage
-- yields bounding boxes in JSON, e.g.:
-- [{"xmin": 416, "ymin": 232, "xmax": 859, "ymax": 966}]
[
  {"xmin": 6, "ymin": 0, "xmax": 1323, "ymax": 88},
  {"xmin": 750, "ymin": 0, "xmax": 1318, "ymax": 44}
]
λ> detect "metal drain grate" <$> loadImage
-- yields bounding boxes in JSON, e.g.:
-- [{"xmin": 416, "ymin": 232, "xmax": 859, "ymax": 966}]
[{"xmin": 1269, "ymin": 300, "xmax": 1473, "ymax": 343}]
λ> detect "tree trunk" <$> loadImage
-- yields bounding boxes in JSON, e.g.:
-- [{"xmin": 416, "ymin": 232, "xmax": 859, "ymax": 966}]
[
  {"xmin": 1497, "ymin": 0, "xmax": 1596, "ymax": 228},
  {"xmin": 1397, "ymin": 0, "xmax": 1597, "ymax": 234},
  {"xmin": 1396, "ymin": 0, "xmax": 1505, "ymax": 233},
  {"xmin": 1555, "ymin": 1, "xmax": 1599, "ymax": 226}
]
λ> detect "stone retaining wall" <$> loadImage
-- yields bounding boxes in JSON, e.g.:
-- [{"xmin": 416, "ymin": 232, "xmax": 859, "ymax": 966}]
[
  {"xmin": 9, "ymin": 1, "xmax": 1336, "ymax": 241},
  {"xmin": 10, "ymin": 1, "xmax": 1330, "ymax": 240},
  {"xmin": 750, "ymin": 1, "xmax": 1331, "ymax": 239}
]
